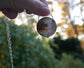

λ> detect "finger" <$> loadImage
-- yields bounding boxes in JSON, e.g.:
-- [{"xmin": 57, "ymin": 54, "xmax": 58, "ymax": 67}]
[
  {"xmin": 25, "ymin": 0, "xmax": 50, "ymax": 16},
  {"xmin": 40, "ymin": 0, "xmax": 48, "ymax": 5},
  {"xmin": 26, "ymin": 10, "xmax": 32, "ymax": 14},
  {"xmin": 1, "ymin": 8, "xmax": 18, "ymax": 19},
  {"xmin": 15, "ymin": 9, "xmax": 24, "ymax": 13}
]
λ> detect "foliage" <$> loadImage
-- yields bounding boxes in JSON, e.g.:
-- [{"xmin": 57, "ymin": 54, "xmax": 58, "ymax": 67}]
[
  {"xmin": 56, "ymin": 54, "xmax": 84, "ymax": 68},
  {"xmin": 0, "ymin": 17, "xmax": 57, "ymax": 68},
  {"xmin": 49, "ymin": 36, "xmax": 84, "ymax": 60}
]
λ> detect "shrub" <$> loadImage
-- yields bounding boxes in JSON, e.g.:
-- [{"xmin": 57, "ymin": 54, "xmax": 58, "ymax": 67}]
[
  {"xmin": 57, "ymin": 54, "xmax": 84, "ymax": 68},
  {"xmin": 49, "ymin": 36, "xmax": 84, "ymax": 60}
]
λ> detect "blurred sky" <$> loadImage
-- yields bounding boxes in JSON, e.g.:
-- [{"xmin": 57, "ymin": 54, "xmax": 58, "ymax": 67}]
[{"xmin": 52, "ymin": 0, "xmax": 83, "ymax": 25}]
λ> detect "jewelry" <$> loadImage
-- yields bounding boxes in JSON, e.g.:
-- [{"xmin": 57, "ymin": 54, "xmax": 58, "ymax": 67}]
[{"xmin": 37, "ymin": 14, "xmax": 57, "ymax": 38}]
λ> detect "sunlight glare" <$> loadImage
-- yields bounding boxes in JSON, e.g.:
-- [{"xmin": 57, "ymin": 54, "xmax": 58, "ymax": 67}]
[{"xmin": 52, "ymin": 1, "xmax": 62, "ymax": 23}]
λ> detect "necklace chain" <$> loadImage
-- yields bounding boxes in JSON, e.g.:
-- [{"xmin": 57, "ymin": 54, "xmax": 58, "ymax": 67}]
[{"xmin": 6, "ymin": 21, "xmax": 14, "ymax": 68}]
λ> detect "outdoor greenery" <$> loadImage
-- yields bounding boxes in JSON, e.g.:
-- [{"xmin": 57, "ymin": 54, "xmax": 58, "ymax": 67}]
[
  {"xmin": 0, "ymin": 15, "xmax": 84, "ymax": 68},
  {"xmin": 49, "ymin": 36, "xmax": 84, "ymax": 61},
  {"xmin": 0, "ymin": 0, "xmax": 84, "ymax": 68},
  {"xmin": 0, "ymin": 17, "xmax": 57, "ymax": 68},
  {"xmin": 56, "ymin": 54, "xmax": 84, "ymax": 68}
]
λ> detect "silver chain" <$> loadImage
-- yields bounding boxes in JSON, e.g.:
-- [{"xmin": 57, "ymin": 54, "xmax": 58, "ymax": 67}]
[{"xmin": 6, "ymin": 21, "xmax": 14, "ymax": 68}]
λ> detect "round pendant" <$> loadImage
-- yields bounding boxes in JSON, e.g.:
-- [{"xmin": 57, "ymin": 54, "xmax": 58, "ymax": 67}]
[{"xmin": 37, "ymin": 17, "xmax": 57, "ymax": 37}]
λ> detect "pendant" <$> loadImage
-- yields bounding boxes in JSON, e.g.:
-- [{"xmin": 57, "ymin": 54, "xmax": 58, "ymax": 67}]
[{"xmin": 37, "ymin": 17, "xmax": 57, "ymax": 38}]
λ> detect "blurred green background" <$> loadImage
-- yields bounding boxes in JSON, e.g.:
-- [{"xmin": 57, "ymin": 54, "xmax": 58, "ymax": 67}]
[{"xmin": 0, "ymin": 0, "xmax": 84, "ymax": 68}]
